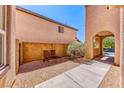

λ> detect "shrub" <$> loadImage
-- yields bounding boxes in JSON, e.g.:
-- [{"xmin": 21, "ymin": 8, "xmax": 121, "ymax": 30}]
[
  {"xmin": 67, "ymin": 40, "xmax": 85, "ymax": 58},
  {"xmin": 103, "ymin": 37, "xmax": 115, "ymax": 48}
]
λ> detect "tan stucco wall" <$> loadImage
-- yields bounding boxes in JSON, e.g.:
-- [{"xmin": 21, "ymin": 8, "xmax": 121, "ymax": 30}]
[
  {"xmin": 93, "ymin": 37, "xmax": 101, "ymax": 57},
  {"xmin": 93, "ymin": 48, "xmax": 100, "ymax": 57},
  {"xmin": 0, "ymin": 6, "xmax": 16, "ymax": 87},
  {"xmin": 120, "ymin": 7, "xmax": 124, "ymax": 87},
  {"xmin": 22, "ymin": 42, "xmax": 68, "ymax": 63},
  {"xmin": 0, "ymin": 35, "xmax": 2, "ymax": 63},
  {"xmin": 85, "ymin": 5, "xmax": 120, "ymax": 65},
  {"xmin": 15, "ymin": 9, "xmax": 77, "ymax": 44}
]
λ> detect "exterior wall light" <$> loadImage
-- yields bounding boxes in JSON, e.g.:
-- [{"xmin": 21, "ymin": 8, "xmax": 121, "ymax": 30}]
[{"xmin": 107, "ymin": 6, "xmax": 109, "ymax": 10}]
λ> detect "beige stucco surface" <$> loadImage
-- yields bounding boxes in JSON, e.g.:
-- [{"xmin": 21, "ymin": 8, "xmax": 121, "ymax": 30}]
[
  {"xmin": 0, "ymin": 6, "xmax": 16, "ymax": 87},
  {"xmin": 85, "ymin": 5, "xmax": 120, "ymax": 65},
  {"xmin": 15, "ymin": 9, "xmax": 77, "ymax": 44},
  {"xmin": 120, "ymin": 7, "xmax": 124, "ymax": 87},
  {"xmin": 0, "ymin": 5, "xmax": 122, "ymax": 88}
]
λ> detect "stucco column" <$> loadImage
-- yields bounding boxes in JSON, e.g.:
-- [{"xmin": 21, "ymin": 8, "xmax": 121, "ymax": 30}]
[
  {"xmin": 5, "ymin": 5, "xmax": 16, "ymax": 87},
  {"xmin": 95, "ymin": 37, "xmax": 102, "ymax": 55},
  {"xmin": 85, "ymin": 36, "xmax": 94, "ymax": 59},
  {"xmin": 120, "ymin": 8, "xmax": 124, "ymax": 88}
]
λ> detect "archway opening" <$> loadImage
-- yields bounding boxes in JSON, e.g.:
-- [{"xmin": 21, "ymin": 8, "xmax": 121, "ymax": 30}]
[{"xmin": 93, "ymin": 31, "xmax": 115, "ymax": 64}]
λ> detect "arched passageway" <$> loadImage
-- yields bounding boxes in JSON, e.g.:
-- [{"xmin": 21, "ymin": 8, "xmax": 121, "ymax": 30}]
[
  {"xmin": 92, "ymin": 31, "xmax": 115, "ymax": 64},
  {"xmin": 85, "ymin": 5, "xmax": 120, "ymax": 66},
  {"xmin": 85, "ymin": 30, "xmax": 119, "ymax": 65}
]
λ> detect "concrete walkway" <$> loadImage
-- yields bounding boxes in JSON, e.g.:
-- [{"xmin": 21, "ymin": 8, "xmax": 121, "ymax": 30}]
[{"xmin": 35, "ymin": 60, "xmax": 111, "ymax": 88}]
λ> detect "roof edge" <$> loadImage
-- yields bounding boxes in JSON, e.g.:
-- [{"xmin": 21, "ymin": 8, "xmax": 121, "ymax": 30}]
[{"xmin": 16, "ymin": 6, "xmax": 78, "ymax": 31}]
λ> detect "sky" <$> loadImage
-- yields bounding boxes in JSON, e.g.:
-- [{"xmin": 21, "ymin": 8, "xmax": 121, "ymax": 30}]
[{"xmin": 20, "ymin": 5, "xmax": 86, "ymax": 42}]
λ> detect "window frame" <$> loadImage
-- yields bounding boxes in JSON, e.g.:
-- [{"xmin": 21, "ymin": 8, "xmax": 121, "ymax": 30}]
[
  {"xmin": 0, "ymin": 30, "xmax": 6, "ymax": 68},
  {"xmin": 0, "ymin": 5, "xmax": 7, "ymax": 69},
  {"xmin": 58, "ymin": 26, "xmax": 64, "ymax": 33}
]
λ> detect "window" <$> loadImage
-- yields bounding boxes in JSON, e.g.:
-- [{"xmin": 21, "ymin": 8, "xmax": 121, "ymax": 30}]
[
  {"xmin": 0, "ymin": 6, "xmax": 6, "ymax": 68},
  {"xmin": 0, "ymin": 6, "xmax": 5, "ymax": 30},
  {"xmin": 58, "ymin": 26, "xmax": 64, "ymax": 33}
]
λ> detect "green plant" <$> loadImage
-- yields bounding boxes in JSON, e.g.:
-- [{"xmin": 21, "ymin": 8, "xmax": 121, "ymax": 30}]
[
  {"xmin": 67, "ymin": 40, "xmax": 85, "ymax": 58},
  {"xmin": 103, "ymin": 37, "xmax": 115, "ymax": 48}
]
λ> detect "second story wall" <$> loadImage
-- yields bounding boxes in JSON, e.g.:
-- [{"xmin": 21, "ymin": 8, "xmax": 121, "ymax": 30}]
[
  {"xmin": 86, "ymin": 5, "xmax": 120, "ymax": 37},
  {"xmin": 15, "ymin": 8, "xmax": 77, "ymax": 44}
]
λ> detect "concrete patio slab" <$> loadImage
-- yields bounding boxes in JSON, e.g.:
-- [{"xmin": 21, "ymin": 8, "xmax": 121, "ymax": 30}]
[
  {"xmin": 85, "ymin": 60, "xmax": 111, "ymax": 68},
  {"xmin": 35, "ymin": 61, "xmax": 111, "ymax": 88},
  {"xmin": 65, "ymin": 67, "xmax": 103, "ymax": 88},
  {"xmin": 35, "ymin": 74, "xmax": 81, "ymax": 88},
  {"xmin": 79, "ymin": 62, "xmax": 111, "ymax": 76}
]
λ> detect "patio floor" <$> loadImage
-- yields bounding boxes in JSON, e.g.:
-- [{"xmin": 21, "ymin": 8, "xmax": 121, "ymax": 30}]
[
  {"xmin": 18, "ymin": 57, "xmax": 71, "ymax": 73},
  {"xmin": 35, "ymin": 60, "xmax": 111, "ymax": 88},
  {"xmin": 12, "ymin": 57, "xmax": 120, "ymax": 88}
]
